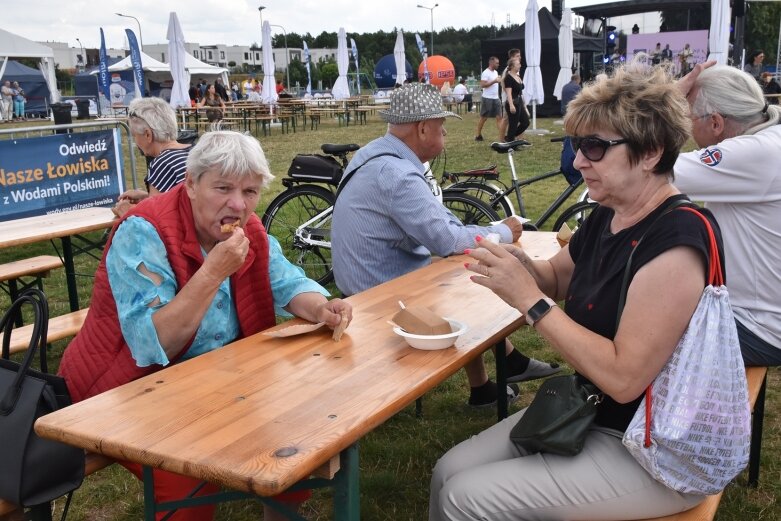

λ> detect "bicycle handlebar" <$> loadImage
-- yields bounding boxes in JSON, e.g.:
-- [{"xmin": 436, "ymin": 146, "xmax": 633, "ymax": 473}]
[{"xmin": 550, "ymin": 136, "xmax": 566, "ymax": 143}]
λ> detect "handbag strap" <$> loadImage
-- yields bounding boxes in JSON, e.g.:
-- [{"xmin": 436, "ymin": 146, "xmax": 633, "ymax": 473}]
[
  {"xmin": 616, "ymin": 204, "xmax": 722, "ymax": 448},
  {"xmin": 0, "ymin": 288, "xmax": 50, "ymax": 415}
]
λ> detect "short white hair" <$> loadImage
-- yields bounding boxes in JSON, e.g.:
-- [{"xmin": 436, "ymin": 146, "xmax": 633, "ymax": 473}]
[
  {"xmin": 186, "ymin": 131, "xmax": 274, "ymax": 188},
  {"xmin": 128, "ymin": 97, "xmax": 178, "ymax": 142}
]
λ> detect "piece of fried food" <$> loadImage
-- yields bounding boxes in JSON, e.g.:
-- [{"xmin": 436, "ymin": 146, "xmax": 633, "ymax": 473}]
[
  {"xmin": 332, "ymin": 310, "xmax": 349, "ymax": 341},
  {"xmin": 220, "ymin": 219, "xmax": 241, "ymax": 233}
]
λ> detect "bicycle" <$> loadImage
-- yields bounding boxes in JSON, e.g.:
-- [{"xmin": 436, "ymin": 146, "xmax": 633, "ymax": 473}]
[
  {"xmin": 261, "ymin": 144, "xmax": 499, "ymax": 285},
  {"xmin": 440, "ymin": 137, "xmax": 596, "ymax": 233}
]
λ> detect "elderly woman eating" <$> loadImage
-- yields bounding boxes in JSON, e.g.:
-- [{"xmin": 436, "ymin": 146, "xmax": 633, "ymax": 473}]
[
  {"xmin": 59, "ymin": 131, "xmax": 351, "ymax": 521},
  {"xmin": 113, "ymin": 97, "xmax": 193, "ymax": 218},
  {"xmin": 429, "ymin": 64, "xmax": 726, "ymax": 520}
]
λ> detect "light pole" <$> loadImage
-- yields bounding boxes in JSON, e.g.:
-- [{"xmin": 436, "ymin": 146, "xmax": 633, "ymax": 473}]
[
  {"xmin": 417, "ymin": 3, "xmax": 439, "ymax": 56},
  {"xmin": 269, "ymin": 24, "xmax": 290, "ymax": 92},
  {"xmin": 258, "ymin": 6, "xmax": 266, "ymax": 28},
  {"xmin": 115, "ymin": 13, "xmax": 143, "ymax": 51},
  {"xmin": 76, "ymin": 38, "xmax": 85, "ymax": 71}
]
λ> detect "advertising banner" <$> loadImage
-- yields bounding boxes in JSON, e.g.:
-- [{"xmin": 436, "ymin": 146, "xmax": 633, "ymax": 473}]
[
  {"xmin": 0, "ymin": 129, "xmax": 125, "ymax": 221},
  {"xmin": 98, "ymin": 28, "xmax": 111, "ymax": 102},
  {"xmin": 126, "ymin": 29, "xmax": 146, "ymax": 97}
]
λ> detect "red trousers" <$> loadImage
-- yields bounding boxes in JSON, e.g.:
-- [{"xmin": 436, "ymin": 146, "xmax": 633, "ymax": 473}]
[{"xmin": 121, "ymin": 461, "xmax": 310, "ymax": 521}]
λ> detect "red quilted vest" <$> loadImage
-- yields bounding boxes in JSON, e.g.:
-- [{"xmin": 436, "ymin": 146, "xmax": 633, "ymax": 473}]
[{"xmin": 59, "ymin": 185, "xmax": 276, "ymax": 402}]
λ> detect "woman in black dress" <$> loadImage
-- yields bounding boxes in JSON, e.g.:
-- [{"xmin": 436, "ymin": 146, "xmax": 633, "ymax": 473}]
[{"xmin": 503, "ymin": 57, "xmax": 530, "ymax": 143}]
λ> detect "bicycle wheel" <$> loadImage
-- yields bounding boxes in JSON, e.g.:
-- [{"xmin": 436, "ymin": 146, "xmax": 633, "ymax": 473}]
[
  {"xmin": 552, "ymin": 200, "xmax": 598, "ymax": 234},
  {"xmin": 442, "ymin": 191, "xmax": 502, "ymax": 226},
  {"xmin": 446, "ymin": 181, "xmax": 514, "ymax": 219},
  {"xmin": 261, "ymin": 184, "xmax": 335, "ymax": 285}
]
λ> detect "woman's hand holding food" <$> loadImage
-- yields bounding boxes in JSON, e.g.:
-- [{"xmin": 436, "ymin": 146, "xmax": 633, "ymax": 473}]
[{"xmin": 464, "ymin": 237, "xmax": 545, "ymax": 314}]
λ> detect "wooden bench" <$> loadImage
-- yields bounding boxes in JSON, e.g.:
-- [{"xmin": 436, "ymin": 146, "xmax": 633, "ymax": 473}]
[
  {"xmin": 0, "ymin": 308, "xmax": 88, "ymax": 355},
  {"xmin": 629, "ymin": 366, "xmax": 768, "ymax": 521},
  {"xmin": 0, "ymin": 256, "xmax": 64, "ymax": 326},
  {"xmin": 0, "ymin": 452, "xmax": 115, "ymax": 519}
]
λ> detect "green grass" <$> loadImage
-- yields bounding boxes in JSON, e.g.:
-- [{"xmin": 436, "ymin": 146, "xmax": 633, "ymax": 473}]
[{"xmin": 1, "ymin": 113, "xmax": 779, "ymax": 520}]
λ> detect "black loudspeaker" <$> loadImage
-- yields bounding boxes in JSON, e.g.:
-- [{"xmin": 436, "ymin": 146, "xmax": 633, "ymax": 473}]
[
  {"xmin": 733, "ymin": 0, "xmax": 746, "ymax": 16},
  {"xmin": 552, "ymin": 0, "xmax": 563, "ymax": 21}
]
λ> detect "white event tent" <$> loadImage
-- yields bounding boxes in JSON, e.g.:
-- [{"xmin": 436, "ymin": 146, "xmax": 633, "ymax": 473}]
[
  {"xmin": 97, "ymin": 50, "xmax": 229, "ymax": 87},
  {"xmin": 0, "ymin": 27, "xmax": 60, "ymax": 103}
]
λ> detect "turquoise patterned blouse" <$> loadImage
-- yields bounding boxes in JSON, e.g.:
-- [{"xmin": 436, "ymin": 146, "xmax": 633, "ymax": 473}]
[{"xmin": 106, "ymin": 216, "xmax": 329, "ymax": 367}]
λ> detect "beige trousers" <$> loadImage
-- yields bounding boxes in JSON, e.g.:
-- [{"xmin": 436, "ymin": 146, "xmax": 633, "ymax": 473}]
[{"xmin": 429, "ymin": 410, "xmax": 705, "ymax": 521}]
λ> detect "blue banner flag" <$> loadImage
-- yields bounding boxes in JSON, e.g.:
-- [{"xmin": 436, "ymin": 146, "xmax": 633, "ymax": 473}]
[
  {"xmin": 350, "ymin": 38, "xmax": 360, "ymax": 94},
  {"xmin": 98, "ymin": 28, "xmax": 111, "ymax": 101},
  {"xmin": 415, "ymin": 34, "xmax": 430, "ymax": 84},
  {"xmin": 125, "ymin": 29, "xmax": 146, "ymax": 97},
  {"xmin": 303, "ymin": 41, "xmax": 312, "ymax": 95}
]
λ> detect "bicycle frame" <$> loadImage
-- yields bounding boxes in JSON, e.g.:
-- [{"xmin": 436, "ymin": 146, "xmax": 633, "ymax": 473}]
[{"xmin": 294, "ymin": 205, "xmax": 333, "ymax": 249}]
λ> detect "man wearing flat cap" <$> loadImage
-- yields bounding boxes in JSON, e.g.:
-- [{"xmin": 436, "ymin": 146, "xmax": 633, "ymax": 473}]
[{"xmin": 332, "ymin": 83, "xmax": 559, "ymax": 407}]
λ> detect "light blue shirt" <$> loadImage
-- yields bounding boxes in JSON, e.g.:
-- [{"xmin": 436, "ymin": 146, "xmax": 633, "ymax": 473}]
[
  {"xmin": 106, "ymin": 216, "xmax": 328, "ymax": 367},
  {"xmin": 331, "ymin": 133, "xmax": 512, "ymax": 296}
]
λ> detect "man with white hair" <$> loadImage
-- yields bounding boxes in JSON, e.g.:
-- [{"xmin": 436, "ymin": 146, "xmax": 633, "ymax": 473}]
[
  {"xmin": 675, "ymin": 62, "xmax": 781, "ymax": 365},
  {"xmin": 332, "ymin": 83, "xmax": 560, "ymax": 407}
]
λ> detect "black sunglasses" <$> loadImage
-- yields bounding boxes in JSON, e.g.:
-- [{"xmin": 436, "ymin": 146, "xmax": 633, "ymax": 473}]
[{"xmin": 570, "ymin": 136, "xmax": 629, "ymax": 162}]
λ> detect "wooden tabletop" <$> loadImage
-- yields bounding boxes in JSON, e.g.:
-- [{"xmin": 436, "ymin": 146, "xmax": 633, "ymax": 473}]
[
  {"xmin": 0, "ymin": 207, "xmax": 116, "ymax": 249},
  {"xmin": 36, "ymin": 232, "xmax": 561, "ymax": 497}
]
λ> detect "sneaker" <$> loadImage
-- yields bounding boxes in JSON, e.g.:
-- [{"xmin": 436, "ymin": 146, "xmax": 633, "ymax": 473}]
[
  {"xmin": 507, "ymin": 359, "xmax": 561, "ymax": 384},
  {"xmin": 474, "ymin": 135, "xmax": 484, "ymax": 142},
  {"xmin": 468, "ymin": 383, "xmax": 521, "ymax": 408}
]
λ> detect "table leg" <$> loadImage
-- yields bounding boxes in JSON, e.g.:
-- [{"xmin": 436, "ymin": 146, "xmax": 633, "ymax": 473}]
[
  {"xmin": 143, "ymin": 466, "xmax": 156, "ymax": 521},
  {"xmin": 61, "ymin": 236, "xmax": 80, "ymax": 312},
  {"xmin": 495, "ymin": 338, "xmax": 508, "ymax": 421},
  {"xmin": 333, "ymin": 443, "xmax": 360, "ymax": 520}
]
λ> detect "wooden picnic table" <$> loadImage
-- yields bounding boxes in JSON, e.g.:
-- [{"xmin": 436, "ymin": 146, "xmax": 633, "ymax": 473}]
[
  {"xmin": 0, "ymin": 207, "xmax": 115, "ymax": 311},
  {"xmin": 36, "ymin": 231, "xmax": 561, "ymax": 520}
]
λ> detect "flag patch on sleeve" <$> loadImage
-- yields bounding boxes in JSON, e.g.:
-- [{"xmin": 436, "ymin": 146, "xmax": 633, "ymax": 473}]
[{"xmin": 699, "ymin": 147, "xmax": 722, "ymax": 166}]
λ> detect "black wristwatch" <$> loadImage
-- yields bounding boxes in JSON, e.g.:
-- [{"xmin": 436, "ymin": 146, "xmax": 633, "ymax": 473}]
[{"xmin": 525, "ymin": 297, "xmax": 557, "ymax": 327}]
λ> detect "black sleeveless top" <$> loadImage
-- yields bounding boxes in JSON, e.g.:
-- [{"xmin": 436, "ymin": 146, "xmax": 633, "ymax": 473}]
[{"xmin": 566, "ymin": 194, "xmax": 725, "ymax": 431}]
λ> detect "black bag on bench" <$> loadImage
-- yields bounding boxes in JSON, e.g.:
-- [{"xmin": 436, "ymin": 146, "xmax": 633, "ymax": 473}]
[{"xmin": 0, "ymin": 289, "xmax": 84, "ymax": 507}]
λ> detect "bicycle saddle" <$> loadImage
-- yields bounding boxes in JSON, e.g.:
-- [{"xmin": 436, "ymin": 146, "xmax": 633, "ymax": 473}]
[
  {"xmin": 321, "ymin": 143, "xmax": 360, "ymax": 155},
  {"xmin": 490, "ymin": 140, "xmax": 532, "ymax": 153}
]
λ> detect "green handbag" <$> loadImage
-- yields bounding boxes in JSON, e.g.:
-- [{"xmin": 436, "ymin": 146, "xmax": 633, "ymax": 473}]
[{"xmin": 509, "ymin": 375, "xmax": 603, "ymax": 456}]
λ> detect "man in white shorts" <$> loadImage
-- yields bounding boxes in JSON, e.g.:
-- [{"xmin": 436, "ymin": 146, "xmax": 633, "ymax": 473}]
[{"xmin": 475, "ymin": 56, "xmax": 502, "ymax": 142}]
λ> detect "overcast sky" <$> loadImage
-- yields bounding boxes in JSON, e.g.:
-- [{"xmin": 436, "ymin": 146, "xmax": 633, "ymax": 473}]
[{"xmin": 6, "ymin": 0, "xmax": 654, "ymax": 50}]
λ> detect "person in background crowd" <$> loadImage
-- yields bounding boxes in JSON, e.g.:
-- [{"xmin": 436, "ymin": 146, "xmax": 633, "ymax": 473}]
[
  {"xmin": 230, "ymin": 81, "xmax": 240, "ymax": 101},
  {"xmin": 1, "ymin": 81, "xmax": 13, "ymax": 121},
  {"xmin": 475, "ymin": 56, "xmax": 503, "ymax": 142},
  {"xmin": 452, "ymin": 77, "xmax": 473, "ymax": 112},
  {"xmin": 502, "ymin": 56, "xmax": 530, "ymax": 144},
  {"xmin": 11, "ymin": 81, "xmax": 25, "ymax": 120},
  {"xmin": 214, "ymin": 78, "xmax": 230, "ymax": 101},
  {"xmin": 761, "ymin": 72, "xmax": 781, "ymax": 104},
  {"xmin": 114, "ymin": 97, "xmax": 193, "ymax": 218},
  {"xmin": 499, "ymin": 48, "xmax": 521, "ymax": 140},
  {"xmin": 744, "ymin": 49, "xmax": 765, "ymax": 82},
  {"xmin": 560, "ymin": 73, "xmax": 581, "ymax": 114},
  {"xmin": 652, "ymin": 42, "xmax": 663, "ymax": 65},
  {"xmin": 188, "ymin": 83, "xmax": 199, "ymax": 106},
  {"xmin": 247, "ymin": 83, "xmax": 263, "ymax": 102},
  {"xmin": 198, "ymin": 83, "xmax": 225, "ymax": 123},
  {"xmin": 276, "ymin": 79, "xmax": 285, "ymax": 94},
  {"xmin": 242, "ymin": 76, "xmax": 253, "ymax": 98},
  {"xmin": 675, "ymin": 62, "xmax": 781, "ymax": 366}
]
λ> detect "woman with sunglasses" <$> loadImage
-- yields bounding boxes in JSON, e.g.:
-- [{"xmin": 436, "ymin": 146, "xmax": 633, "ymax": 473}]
[
  {"xmin": 114, "ymin": 97, "xmax": 193, "ymax": 218},
  {"xmin": 430, "ymin": 64, "xmax": 725, "ymax": 520}
]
